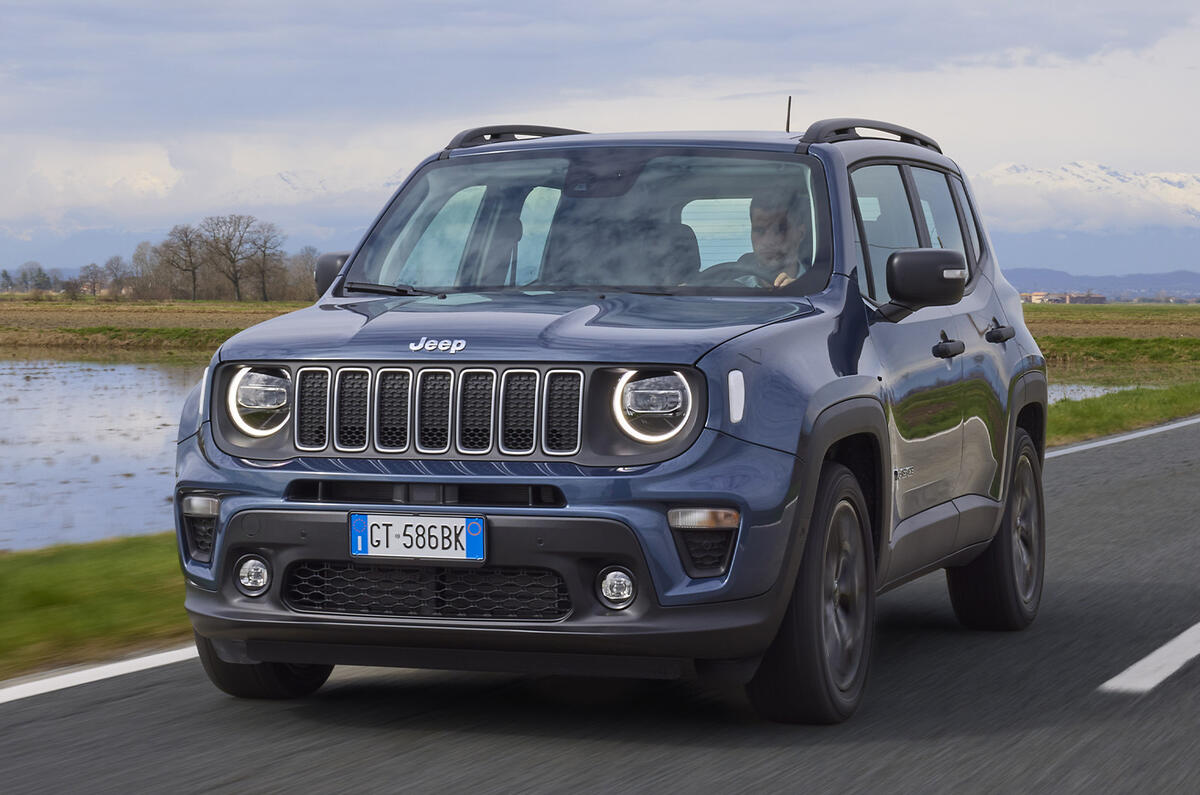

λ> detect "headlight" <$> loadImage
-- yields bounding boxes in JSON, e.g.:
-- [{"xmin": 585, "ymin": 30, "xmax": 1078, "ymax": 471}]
[
  {"xmin": 612, "ymin": 370, "xmax": 692, "ymax": 443},
  {"xmin": 227, "ymin": 366, "xmax": 291, "ymax": 437}
]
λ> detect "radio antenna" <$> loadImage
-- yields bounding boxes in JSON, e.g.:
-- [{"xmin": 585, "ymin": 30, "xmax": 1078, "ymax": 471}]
[{"xmin": 785, "ymin": 95, "xmax": 792, "ymax": 132}]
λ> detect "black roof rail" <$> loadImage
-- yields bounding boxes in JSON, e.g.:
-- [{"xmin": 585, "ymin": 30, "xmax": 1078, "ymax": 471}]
[
  {"xmin": 445, "ymin": 125, "xmax": 589, "ymax": 150},
  {"xmin": 799, "ymin": 118, "xmax": 941, "ymax": 154}
]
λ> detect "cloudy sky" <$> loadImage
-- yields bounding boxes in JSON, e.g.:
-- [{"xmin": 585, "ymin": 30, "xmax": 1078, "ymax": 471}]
[{"xmin": 2, "ymin": 0, "xmax": 1199, "ymax": 275}]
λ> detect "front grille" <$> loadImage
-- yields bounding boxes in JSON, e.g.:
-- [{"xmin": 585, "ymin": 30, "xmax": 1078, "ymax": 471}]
[
  {"xmin": 457, "ymin": 370, "xmax": 495, "ymax": 453},
  {"xmin": 335, "ymin": 369, "xmax": 370, "ymax": 450},
  {"xmin": 289, "ymin": 364, "xmax": 584, "ymax": 458},
  {"xmin": 295, "ymin": 368, "xmax": 330, "ymax": 450},
  {"xmin": 416, "ymin": 370, "xmax": 453, "ymax": 452},
  {"xmin": 543, "ymin": 371, "xmax": 583, "ymax": 454},
  {"xmin": 674, "ymin": 529, "xmax": 736, "ymax": 577},
  {"xmin": 284, "ymin": 560, "xmax": 572, "ymax": 620},
  {"xmin": 375, "ymin": 369, "xmax": 411, "ymax": 452}
]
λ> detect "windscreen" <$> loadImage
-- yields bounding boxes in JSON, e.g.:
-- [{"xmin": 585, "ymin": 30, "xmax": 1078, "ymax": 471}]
[{"xmin": 347, "ymin": 147, "xmax": 831, "ymax": 296}]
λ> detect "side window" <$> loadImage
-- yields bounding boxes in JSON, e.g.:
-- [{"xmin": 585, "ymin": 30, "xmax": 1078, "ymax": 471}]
[
  {"xmin": 394, "ymin": 185, "xmax": 486, "ymax": 285},
  {"xmin": 515, "ymin": 186, "xmax": 560, "ymax": 284},
  {"xmin": 950, "ymin": 177, "xmax": 983, "ymax": 265},
  {"xmin": 911, "ymin": 168, "xmax": 968, "ymax": 269},
  {"xmin": 849, "ymin": 165, "xmax": 919, "ymax": 302},
  {"xmin": 681, "ymin": 198, "xmax": 752, "ymax": 269}
]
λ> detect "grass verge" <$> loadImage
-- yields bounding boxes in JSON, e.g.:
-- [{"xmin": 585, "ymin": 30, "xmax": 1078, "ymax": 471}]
[
  {"xmin": 1047, "ymin": 383, "xmax": 1200, "ymax": 447},
  {"xmin": 0, "ymin": 533, "xmax": 191, "ymax": 681}
]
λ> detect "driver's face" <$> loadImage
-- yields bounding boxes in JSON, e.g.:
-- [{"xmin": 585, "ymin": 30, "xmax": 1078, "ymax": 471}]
[{"xmin": 750, "ymin": 206, "xmax": 808, "ymax": 273}]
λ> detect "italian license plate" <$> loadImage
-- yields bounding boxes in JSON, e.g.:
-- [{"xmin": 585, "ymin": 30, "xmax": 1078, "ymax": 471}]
[{"xmin": 349, "ymin": 513, "xmax": 485, "ymax": 561}]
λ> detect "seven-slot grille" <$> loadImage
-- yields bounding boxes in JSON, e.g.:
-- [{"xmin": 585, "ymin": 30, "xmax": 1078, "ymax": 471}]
[{"xmin": 293, "ymin": 365, "xmax": 584, "ymax": 458}]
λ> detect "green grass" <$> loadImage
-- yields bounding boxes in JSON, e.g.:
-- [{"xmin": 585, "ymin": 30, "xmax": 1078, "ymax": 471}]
[
  {"xmin": 60, "ymin": 326, "xmax": 240, "ymax": 348},
  {"xmin": 1047, "ymin": 383, "xmax": 1200, "ymax": 447},
  {"xmin": 0, "ymin": 534, "xmax": 191, "ymax": 680}
]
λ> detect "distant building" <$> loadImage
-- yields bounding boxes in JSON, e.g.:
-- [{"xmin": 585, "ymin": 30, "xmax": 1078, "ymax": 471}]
[
  {"xmin": 1067, "ymin": 292, "xmax": 1106, "ymax": 304},
  {"xmin": 1019, "ymin": 291, "xmax": 1105, "ymax": 304}
]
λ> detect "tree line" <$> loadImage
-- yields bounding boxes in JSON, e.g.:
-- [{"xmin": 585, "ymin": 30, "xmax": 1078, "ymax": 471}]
[{"xmin": 0, "ymin": 214, "xmax": 325, "ymax": 302}]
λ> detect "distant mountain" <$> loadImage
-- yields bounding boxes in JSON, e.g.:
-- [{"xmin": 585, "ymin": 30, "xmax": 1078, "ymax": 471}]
[{"xmin": 1003, "ymin": 267, "xmax": 1200, "ymax": 298}]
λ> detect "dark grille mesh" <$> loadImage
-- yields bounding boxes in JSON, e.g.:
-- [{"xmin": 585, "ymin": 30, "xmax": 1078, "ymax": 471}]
[
  {"xmin": 680, "ymin": 529, "xmax": 735, "ymax": 576},
  {"xmin": 417, "ymin": 371, "xmax": 452, "ymax": 451},
  {"xmin": 296, "ymin": 370, "xmax": 329, "ymax": 449},
  {"xmin": 544, "ymin": 372, "xmax": 583, "ymax": 453},
  {"xmin": 184, "ymin": 516, "xmax": 216, "ymax": 563},
  {"xmin": 284, "ymin": 560, "xmax": 571, "ymax": 620},
  {"xmin": 500, "ymin": 372, "xmax": 537, "ymax": 453},
  {"xmin": 335, "ymin": 370, "xmax": 370, "ymax": 449},
  {"xmin": 458, "ymin": 371, "xmax": 495, "ymax": 452},
  {"xmin": 376, "ymin": 370, "xmax": 411, "ymax": 451}
]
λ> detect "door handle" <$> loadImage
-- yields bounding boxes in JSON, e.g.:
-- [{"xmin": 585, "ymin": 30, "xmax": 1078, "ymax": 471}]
[
  {"xmin": 932, "ymin": 329, "xmax": 965, "ymax": 359},
  {"xmin": 985, "ymin": 325, "xmax": 1015, "ymax": 343},
  {"xmin": 932, "ymin": 338, "xmax": 965, "ymax": 358}
]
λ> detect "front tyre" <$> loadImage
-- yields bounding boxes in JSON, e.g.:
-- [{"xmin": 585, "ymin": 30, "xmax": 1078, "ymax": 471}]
[
  {"xmin": 946, "ymin": 428, "xmax": 1045, "ymax": 630},
  {"xmin": 195, "ymin": 633, "xmax": 333, "ymax": 699},
  {"xmin": 747, "ymin": 462, "xmax": 875, "ymax": 724}
]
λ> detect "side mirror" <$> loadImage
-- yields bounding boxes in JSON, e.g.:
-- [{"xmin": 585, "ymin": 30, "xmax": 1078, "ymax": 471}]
[
  {"xmin": 315, "ymin": 252, "xmax": 350, "ymax": 296},
  {"xmin": 879, "ymin": 249, "xmax": 967, "ymax": 322}
]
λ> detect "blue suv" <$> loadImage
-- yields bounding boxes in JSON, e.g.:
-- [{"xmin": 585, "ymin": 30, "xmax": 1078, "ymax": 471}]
[{"xmin": 175, "ymin": 119, "xmax": 1047, "ymax": 723}]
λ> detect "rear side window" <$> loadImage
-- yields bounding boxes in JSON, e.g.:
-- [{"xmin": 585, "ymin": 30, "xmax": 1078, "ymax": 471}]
[
  {"xmin": 950, "ymin": 177, "xmax": 983, "ymax": 264},
  {"xmin": 849, "ymin": 165, "xmax": 919, "ymax": 302},
  {"xmin": 911, "ymin": 168, "xmax": 968, "ymax": 268}
]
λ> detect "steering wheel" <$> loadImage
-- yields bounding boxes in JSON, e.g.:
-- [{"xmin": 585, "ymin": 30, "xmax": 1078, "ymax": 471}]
[{"xmin": 687, "ymin": 260, "xmax": 772, "ymax": 288}]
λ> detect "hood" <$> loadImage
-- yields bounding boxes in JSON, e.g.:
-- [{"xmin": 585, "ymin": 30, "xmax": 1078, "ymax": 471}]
[{"xmin": 218, "ymin": 291, "xmax": 814, "ymax": 364}]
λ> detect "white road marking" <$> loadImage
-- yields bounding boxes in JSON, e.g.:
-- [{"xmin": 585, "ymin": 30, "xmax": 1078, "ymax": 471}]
[
  {"xmin": 1047, "ymin": 414, "xmax": 1200, "ymax": 459},
  {"xmin": 0, "ymin": 646, "xmax": 197, "ymax": 706},
  {"xmin": 1099, "ymin": 622, "xmax": 1200, "ymax": 694}
]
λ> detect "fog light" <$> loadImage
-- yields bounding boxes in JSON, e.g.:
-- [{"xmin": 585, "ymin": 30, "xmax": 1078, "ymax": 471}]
[
  {"xmin": 597, "ymin": 567, "xmax": 636, "ymax": 609},
  {"xmin": 236, "ymin": 556, "xmax": 270, "ymax": 596},
  {"xmin": 181, "ymin": 495, "xmax": 220, "ymax": 517},
  {"xmin": 667, "ymin": 508, "xmax": 740, "ymax": 530}
]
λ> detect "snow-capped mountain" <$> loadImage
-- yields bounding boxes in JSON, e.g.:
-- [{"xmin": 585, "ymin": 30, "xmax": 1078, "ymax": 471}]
[{"xmin": 973, "ymin": 161, "xmax": 1200, "ymax": 232}]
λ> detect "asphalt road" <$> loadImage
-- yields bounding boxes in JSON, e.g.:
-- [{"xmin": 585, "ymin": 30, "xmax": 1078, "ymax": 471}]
[{"xmin": 4, "ymin": 424, "xmax": 1199, "ymax": 793}]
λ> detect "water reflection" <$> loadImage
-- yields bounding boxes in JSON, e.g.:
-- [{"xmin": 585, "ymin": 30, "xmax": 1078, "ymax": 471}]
[{"xmin": 0, "ymin": 359, "xmax": 204, "ymax": 551}]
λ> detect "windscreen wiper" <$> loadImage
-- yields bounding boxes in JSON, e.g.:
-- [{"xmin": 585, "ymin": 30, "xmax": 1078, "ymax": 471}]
[{"xmin": 342, "ymin": 281, "xmax": 447, "ymax": 298}]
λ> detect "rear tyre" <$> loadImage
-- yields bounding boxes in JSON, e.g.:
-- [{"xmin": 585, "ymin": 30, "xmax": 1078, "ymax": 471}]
[
  {"xmin": 946, "ymin": 428, "xmax": 1045, "ymax": 630},
  {"xmin": 746, "ymin": 463, "xmax": 875, "ymax": 724},
  {"xmin": 195, "ymin": 633, "xmax": 333, "ymax": 699}
]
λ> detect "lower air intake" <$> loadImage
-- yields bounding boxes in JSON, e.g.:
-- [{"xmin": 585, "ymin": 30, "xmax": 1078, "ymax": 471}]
[{"xmin": 284, "ymin": 561, "xmax": 572, "ymax": 620}]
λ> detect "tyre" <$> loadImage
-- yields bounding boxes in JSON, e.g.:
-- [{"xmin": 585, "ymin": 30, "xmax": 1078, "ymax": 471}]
[
  {"xmin": 946, "ymin": 428, "xmax": 1045, "ymax": 630},
  {"xmin": 195, "ymin": 633, "xmax": 333, "ymax": 699},
  {"xmin": 746, "ymin": 462, "xmax": 876, "ymax": 724}
]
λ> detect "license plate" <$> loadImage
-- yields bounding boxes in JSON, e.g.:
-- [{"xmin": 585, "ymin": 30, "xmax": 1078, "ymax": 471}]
[{"xmin": 349, "ymin": 513, "xmax": 485, "ymax": 561}]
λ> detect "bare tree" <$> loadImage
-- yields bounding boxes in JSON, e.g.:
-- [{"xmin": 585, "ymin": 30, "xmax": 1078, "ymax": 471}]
[
  {"xmin": 159, "ymin": 225, "xmax": 207, "ymax": 301},
  {"xmin": 0, "ymin": 269, "xmax": 12, "ymax": 292},
  {"xmin": 80, "ymin": 263, "xmax": 105, "ymax": 296},
  {"xmin": 103, "ymin": 255, "xmax": 130, "ymax": 297},
  {"xmin": 201, "ymin": 214, "xmax": 256, "ymax": 301},
  {"xmin": 246, "ymin": 221, "xmax": 287, "ymax": 301},
  {"xmin": 287, "ymin": 245, "xmax": 321, "ymax": 300}
]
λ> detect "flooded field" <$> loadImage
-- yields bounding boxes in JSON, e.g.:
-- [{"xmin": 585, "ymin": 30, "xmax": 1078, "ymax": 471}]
[{"xmin": 0, "ymin": 359, "xmax": 204, "ymax": 551}]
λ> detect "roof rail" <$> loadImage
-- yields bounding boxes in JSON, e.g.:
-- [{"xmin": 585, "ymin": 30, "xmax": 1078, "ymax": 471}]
[
  {"xmin": 799, "ymin": 118, "xmax": 941, "ymax": 153},
  {"xmin": 445, "ymin": 125, "xmax": 589, "ymax": 150}
]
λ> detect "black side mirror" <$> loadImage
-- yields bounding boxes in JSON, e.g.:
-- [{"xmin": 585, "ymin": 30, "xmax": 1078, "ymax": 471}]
[
  {"xmin": 315, "ymin": 252, "xmax": 350, "ymax": 296},
  {"xmin": 879, "ymin": 248, "xmax": 967, "ymax": 321}
]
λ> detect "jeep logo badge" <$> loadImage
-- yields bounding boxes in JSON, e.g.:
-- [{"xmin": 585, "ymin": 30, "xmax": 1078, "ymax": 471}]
[{"xmin": 409, "ymin": 336, "xmax": 467, "ymax": 354}]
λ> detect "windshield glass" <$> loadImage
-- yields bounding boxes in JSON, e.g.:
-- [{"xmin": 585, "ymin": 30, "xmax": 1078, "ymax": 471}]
[{"xmin": 346, "ymin": 147, "xmax": 831, "ymax": 296}]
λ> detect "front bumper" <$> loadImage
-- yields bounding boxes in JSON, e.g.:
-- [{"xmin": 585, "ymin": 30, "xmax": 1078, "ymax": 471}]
[{"xmin": 177, "ymin": 423, "xmax": 805, "ymax": 671}]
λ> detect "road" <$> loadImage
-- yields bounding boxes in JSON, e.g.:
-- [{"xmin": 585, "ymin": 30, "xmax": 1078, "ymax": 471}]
[{"xmin": 3, "ymin": 424, "xmax": 1199, "ymax": 793}]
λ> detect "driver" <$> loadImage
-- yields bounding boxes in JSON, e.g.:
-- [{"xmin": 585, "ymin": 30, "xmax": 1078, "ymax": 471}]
[{"xmin": 744, "ymin": 187, "xmax": 811, "ymax": 288}]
